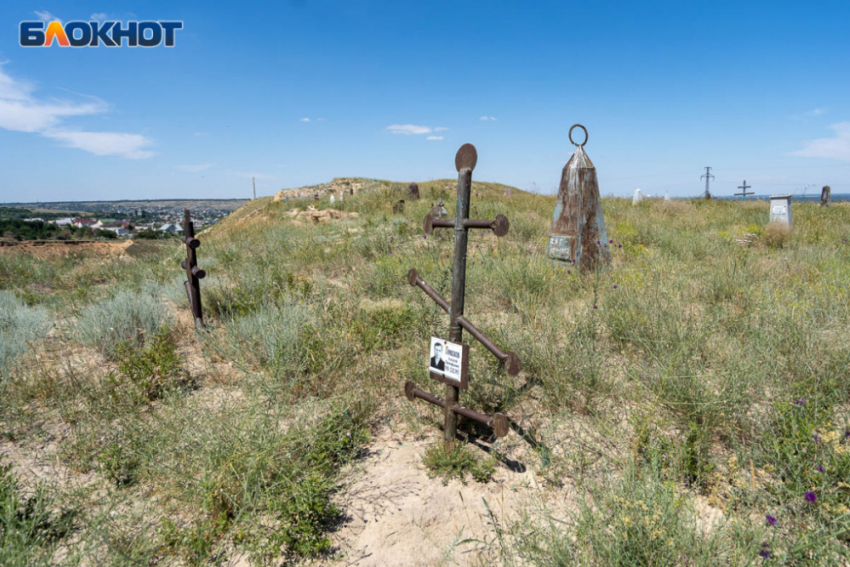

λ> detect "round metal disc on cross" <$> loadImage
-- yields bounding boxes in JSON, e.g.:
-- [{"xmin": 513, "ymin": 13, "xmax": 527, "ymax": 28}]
[
  {"xmin": 504, "ymin": 351, "xmax": 521, "ymax": 376},
  {"xmin": 569, "ymin": 124, "xmax": 588, "ymax": 148},
  {"xmin": 407, "ymin": 268, "xmax": 419, "ymax": 287},
  {"xmin": 404, "ymin": 380, "xmax": 416, "ymax": 402},
  {"xmin": 423, "ymin": 213, "xmax": 434, "ymax": 234},
  {"xmin": 455, "ymin": 143, "xmax": 478, "ymax": 172},
  {"xmin": 492, "ymin": 214, "xmax": 510, "ymax": 237}
]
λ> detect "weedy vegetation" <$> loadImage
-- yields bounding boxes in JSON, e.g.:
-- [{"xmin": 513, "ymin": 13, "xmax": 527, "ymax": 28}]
[{"xmin": 1, "ymin": 182, "xmax": 849, "ymax": 565}]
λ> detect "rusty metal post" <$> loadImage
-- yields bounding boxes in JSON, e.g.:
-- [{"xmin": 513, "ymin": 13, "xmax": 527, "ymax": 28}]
[
  {"xmin": 408, "ymin": 182, "xmax": 420, "ymax": 200},
  {"xmin": 445, "ymin": 144, "xmax": 477, "ymax": 443},
  {"xmin": 181, "ymin": 209, "xmax": 205, "ymax": 327},
  {"xmin": 548, "ymin": 124, "xmax": 610, "ymax": 272}
]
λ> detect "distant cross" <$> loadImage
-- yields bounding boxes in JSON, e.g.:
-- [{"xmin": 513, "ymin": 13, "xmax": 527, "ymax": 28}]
[{"xmin": 735, "ymin": 179, "xmax": 753, "ymax": 200}]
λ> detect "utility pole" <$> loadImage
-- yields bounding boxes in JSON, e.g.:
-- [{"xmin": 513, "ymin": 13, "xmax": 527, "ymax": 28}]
[
  {"xmin": 735, "ymin": 180, "xmax": 753, "ymax": 200},
  {"xmin": 252, "ymin": 177, "xmax": 256, "ymax": 200},
  {"xmin": 700, "ymin": 167, "xmax": 715, "ymax": 199}
]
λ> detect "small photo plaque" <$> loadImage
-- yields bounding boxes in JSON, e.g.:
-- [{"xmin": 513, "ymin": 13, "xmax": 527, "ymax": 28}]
[{"xmin": 428, "ymin": 337, "xmax": 469, "ymax": 389}]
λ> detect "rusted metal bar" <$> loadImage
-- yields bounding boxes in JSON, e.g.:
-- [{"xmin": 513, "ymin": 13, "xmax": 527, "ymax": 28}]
[
  {"xmin": 463, "ymin": 215, "xmax": 510, "ymax": 237},
  {"xmin": 423, "ymin": 214, "xmax": 455, "ymax": 234},
  {"xmin": 409, "ymin": 270, "xmax": 521, "ymax": 376},
  {"xmin": 182, "ymin": 209, "xmax": 204, "ymax": 327},
  {"xmin": 457, "ymin": 316, "xmax": 521, "ymax": 376},
  {"xmin": 181, "ymin": 236, "xmax": 200, "ymax": 249},
  {"xmin": 405, "ymin": 381, "xmax": 510, "ymax": 438},
  {"xmin": 407, "ymin": 269, "xmax": 450, "ymax": 313},
  {"xmin": 425, "ymin": 214, "xmax": 510, "ymax": 237}
]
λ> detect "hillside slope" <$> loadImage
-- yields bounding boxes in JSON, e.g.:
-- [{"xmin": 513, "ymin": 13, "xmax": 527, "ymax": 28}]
[{"xmin": 1, "ymin": 185, "xmax": 850, "ymax": 566}]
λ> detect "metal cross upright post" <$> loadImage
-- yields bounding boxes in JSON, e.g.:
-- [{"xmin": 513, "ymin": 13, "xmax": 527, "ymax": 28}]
[
  {"xmin": 405, "ymin": 144, "xmax": 518, "ymax": 444},
  {"xmin": 444, "ymin": 145, "xmax": 475, "ymax": 443},
  {"xmin": 735, "ymin": 180, "xmax": 753, "ymax": 200},
  {"xmin": 181, "ymin": 209, "xmax": 206, "ymax": 327}
]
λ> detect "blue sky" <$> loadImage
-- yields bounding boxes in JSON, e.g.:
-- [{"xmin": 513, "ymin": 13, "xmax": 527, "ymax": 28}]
[{"xmin": 1, "ymin": 0, "xmax": 849, "ymax": 201}]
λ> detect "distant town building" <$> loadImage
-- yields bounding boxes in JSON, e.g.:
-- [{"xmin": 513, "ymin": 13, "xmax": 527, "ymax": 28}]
[{"xmin": 158, "ymin": 223, "xmax": 183, "ymax": 233}]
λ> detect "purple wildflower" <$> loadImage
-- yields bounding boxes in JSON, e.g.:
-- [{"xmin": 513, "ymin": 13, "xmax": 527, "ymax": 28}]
[
  {"xmin": 593, "ymin": 305, "xmax": 598, "ymax": 310},
  {"xmin": 805, "ymin": 491, "xmax": 817, "ymax": 503},
  {"xmin": 613, "ymin": 285, "xmax": 618, "ymax": 289},
  {"xmin": 403, "ymin": 222, "xmax": 408, "ymax": 226},
  {"xmin": 567, "ymin": 270, "xmax": 571, "ymax": 274},
  {"xmin": 813, "ymin": 434, "xmax": 822, "ymax": 442},
  {"xmin": 596, "ymin": 240, "xmax": 600, "ymax": 245},
  {"xmin": 618, "ymin": 244, "xmax": 623, "ymax": 248},
  {"xmin": 609, "ymin": 239, "xmax": 614, "ymax": 243},
  {"xmin": 423, "ymin": 234, "xmax": 427, "ymax": 239},
  {"xmin": 844, "ymin": 429, "xmax": 850, "ymax": 440},
  {"xmin": 794, "ymin": 398, "xmax": 806, "ymax": 407},
  {"xmin": 388, "ymin": 248, "xmax": 392, "ymax": 254},
  {"xmin": 766, "ymin": 515, "xmax": 777, "ymax": 526},
  {"xmin": 760, "ymin": 548, "xmax": 771, "ymax": 559},
  {"xmin": 817, "ymin": 465, "xmax": 825, "ymax": 473}
]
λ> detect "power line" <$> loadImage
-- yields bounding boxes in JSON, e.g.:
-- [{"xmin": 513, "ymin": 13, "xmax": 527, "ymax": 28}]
[{"xmin": 700, "ymin": 167, "xmax": 715, "ymax": 199}]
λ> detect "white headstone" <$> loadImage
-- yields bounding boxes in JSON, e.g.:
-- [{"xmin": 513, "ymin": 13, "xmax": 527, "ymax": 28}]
[
  {"xmin": 330, "ymin": 195, "xmax": 336, "ymax": 204},
  {"xmin": 769, "ymin": 195, "xmax": 792, "ymax": 226},
  {"xmin": 339, "ymin": 191, "xmax": 344, "ymax": 202},
  {"xmin": 664, "ymin": 191, "xmax": 671, "ymax": 201},
  {"xmin": 632, "ymin": 188, "xmax": 643, "ymax": 205}
]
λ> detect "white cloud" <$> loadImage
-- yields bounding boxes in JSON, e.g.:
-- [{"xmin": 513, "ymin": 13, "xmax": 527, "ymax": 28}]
[
  {"xmin": 34, "ymin": 11, "xmax": 61, "ymax": 23},
  {"xmin": 316, "ymin": 117, "xmax": 326, "ymax": 121},
  {"xmin": 90, "ymin": 13, "xmax": 109, "ymax": 22},
  {"xmin": 791, "ymin": 122, "xmax": 850, "ymax": 161},
  {"xmin": 479, "ymin": 116, "xmax": 498, "ymax": 121},
  {"xmin": 433, "ymin": 126, "xmax": 448, "ymax": 132},
  {"xmin": 387, "ymin": 124, "xmax": 432, "ymax": 135},
  {"xmin": 300, "ymin": 117, "xmax": 310, "ymax": 122},
  {"xmin": 0, "ymin": 64, "xmax": 154, "ymax": 159},
  {"xmin": 43, "ymin": 130, "xmax": 154, "ymax": 159},
  {"xmin": 177, "ymin": 163, "xmax": 215, "ymax": 173},
  {"xmin": 426, "ymin": 136, "xmax": 443, "ymax": 141}
]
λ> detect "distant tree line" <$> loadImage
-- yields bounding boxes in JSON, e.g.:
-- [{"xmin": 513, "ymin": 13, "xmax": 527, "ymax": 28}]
[{"xmin": 0, "ymin": 220, "xmax": 117, "ymax": 242}]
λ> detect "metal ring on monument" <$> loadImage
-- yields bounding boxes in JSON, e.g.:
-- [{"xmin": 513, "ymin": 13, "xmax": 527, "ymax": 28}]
[{"xmin": 569, "ymin": 124, "xmax": 588, "ymax": 148}]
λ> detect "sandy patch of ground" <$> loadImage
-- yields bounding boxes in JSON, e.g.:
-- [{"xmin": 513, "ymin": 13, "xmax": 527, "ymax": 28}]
[{"xmin": 326, "ymin": 428, "xmax": 557, "ymax": 567}]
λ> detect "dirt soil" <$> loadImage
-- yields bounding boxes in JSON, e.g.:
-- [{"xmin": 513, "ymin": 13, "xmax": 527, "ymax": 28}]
[
  {"xmin": 0, "ymin": 240, "xmax": 135, "ymax": 259},
  {"xmin": 325, "ymin": 429, "xmax": 569, "ymax": 567}
]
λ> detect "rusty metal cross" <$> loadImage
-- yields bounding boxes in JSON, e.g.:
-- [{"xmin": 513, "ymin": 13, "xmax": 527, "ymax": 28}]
[
  {"xmin": 181, "ymin": 209, "xmax": 206, "ymax": 327},
  {"xmin": 405, "ymin": 143, "xmax": 519, "ymax": 442}
]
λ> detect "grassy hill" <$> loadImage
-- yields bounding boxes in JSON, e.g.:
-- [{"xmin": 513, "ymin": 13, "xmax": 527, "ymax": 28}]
[{"xmin": 1, "ymin": 179, "xmax": 849, "ymax": 565}]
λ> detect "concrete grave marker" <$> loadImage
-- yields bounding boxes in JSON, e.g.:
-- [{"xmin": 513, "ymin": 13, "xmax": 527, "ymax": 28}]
[{"xmin": 770, "ymin": 194, "xmax": 792, "ymax": 226}]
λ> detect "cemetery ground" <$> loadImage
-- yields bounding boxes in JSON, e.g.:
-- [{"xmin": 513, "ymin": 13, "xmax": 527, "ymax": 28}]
[{"xmin": 1, "ymin": 180, "xmax": 849, "ymax": 566}]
